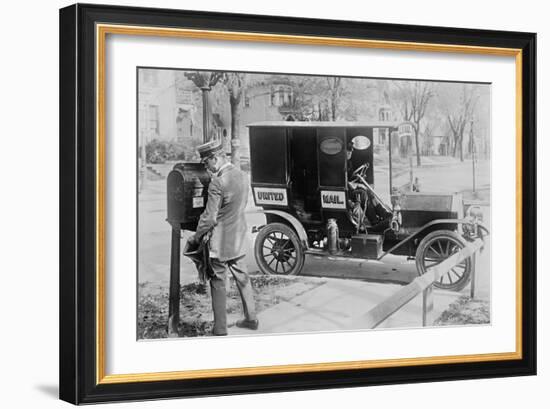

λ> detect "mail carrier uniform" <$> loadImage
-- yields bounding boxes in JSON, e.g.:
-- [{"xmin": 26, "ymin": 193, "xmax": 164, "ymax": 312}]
[{"xmin": 192, "ymin": 145, "xmax": 257, "ymax": 336}]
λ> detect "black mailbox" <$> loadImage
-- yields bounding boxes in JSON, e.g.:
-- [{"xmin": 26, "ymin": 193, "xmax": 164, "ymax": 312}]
[
  {"xmin": 166, "ymin": 162, "xmax": 210, "ymax": 231},
  {"xmin": 166, "ymin": 162, "xmax": 210, "ymax": 336}
]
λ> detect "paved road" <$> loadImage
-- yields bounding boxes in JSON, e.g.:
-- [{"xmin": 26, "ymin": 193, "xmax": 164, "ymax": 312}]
[{"xmin": 374, "ymin": 158, "xmax": 490, "ymax": 203}]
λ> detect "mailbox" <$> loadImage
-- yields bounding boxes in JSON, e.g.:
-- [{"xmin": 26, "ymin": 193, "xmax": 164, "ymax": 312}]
[
  {"xmin": 166, "ymin": 162, "xmax": 210, "ymax": 231},
  {"xmin": 166, "ymin": 162, "xmax": 210, "ymax": 336}
]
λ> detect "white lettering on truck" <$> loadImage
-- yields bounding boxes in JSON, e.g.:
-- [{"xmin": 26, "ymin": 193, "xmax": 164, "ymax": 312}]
[{"xmin": 254, "ymin": 187, "xmax": 288, "ymax": 206}]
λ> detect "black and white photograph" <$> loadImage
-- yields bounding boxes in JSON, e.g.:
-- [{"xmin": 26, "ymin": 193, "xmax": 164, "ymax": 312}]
[
  {"xmin": 137, "ymin": 68, "xmax": 491, "ymax": 339},
  {"xmin": 1, "ymin": 0, "xmax": 544, "ymax": 406}
]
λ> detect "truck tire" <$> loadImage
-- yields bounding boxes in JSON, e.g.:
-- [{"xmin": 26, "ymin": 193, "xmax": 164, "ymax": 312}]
[
  {"xmin": 415, "ymin": 230, "xmax": 472, "ymax": 291},
  {"xmin": 254, "ymin": 223, "xmax": 305, "ymax": 276}
]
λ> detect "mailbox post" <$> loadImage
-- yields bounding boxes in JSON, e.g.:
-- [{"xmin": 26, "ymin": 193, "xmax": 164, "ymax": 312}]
[
  {"xmin": 168, "ymin": 225, "xmax": 181, "ymax": 336},
  {"xmin": 166, "ymin": 163, "xmax": 210, "ymax": 337}
]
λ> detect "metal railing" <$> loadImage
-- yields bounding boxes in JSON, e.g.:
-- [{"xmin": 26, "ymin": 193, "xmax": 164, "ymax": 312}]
[{"xmin": 356, "ymin": 238, "xmax": 485, "ymax": 329}]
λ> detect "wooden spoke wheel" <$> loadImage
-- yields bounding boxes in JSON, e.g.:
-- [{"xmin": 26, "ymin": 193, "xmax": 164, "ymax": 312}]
[
  {"xmin": 415, "ymin": 230, "xmax": 472, "ymax": 291},
  {"xmin": 254, "ymin": 223, "xmax": 305, "ymax": 276}
]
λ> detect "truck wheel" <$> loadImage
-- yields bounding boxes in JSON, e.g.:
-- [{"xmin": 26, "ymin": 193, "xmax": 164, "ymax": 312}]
[
  {"xmin": 254, "ymin": 223, "xmax": 305, "ymax": 276},
  {"xmin": 415, "ymin": 230, "xmax": 472, "ymax": 291}
]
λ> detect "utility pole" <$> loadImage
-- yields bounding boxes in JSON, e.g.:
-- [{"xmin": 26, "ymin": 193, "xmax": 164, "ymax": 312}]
[{"xmin": 409, "ymin": 156, "xmax": 414, "ymax": 192}]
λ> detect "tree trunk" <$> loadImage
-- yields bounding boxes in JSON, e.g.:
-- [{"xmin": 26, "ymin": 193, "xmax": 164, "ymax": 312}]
[
  {"xmin": 413, "ymin": 124, "xmax": 421, "ymax": 166},
  {"xmin": 451, "ymin": 133, "xmax": 459, "ymax": 157},
  {"xmin": 458, "ymin": 133, "xmax": 464, "ymax": 162},
  {"xmin": 449, "ymin": 135, "xmax": 456, "ymax": 158},
  {"xmin": 229, "ymin": 95, "xmax": 241, "ymax": 168}
]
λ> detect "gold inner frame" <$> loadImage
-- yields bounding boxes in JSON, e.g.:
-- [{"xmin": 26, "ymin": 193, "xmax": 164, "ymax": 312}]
[{"xmin": 95, "ymin": 23, "xmax": 523, "ymax": 385}]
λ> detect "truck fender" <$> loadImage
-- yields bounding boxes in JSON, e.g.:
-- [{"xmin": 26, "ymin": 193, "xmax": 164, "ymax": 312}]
[
  {"xmin": 247, "ymin": 209, "xmax": 309, "ymax": 249},
  {"xmin": 379, "ymin": 218, "xmax": 489, "ymax": 260}
]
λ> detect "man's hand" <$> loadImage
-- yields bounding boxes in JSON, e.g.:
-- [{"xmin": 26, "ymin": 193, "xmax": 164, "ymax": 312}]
[{"xmin": 183, "ymin": 235, "xmax": 199, "ymax": 254}]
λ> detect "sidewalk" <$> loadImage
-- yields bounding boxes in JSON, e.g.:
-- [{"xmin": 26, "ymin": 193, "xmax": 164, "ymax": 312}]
[{"xmin": 229, "ymin": 277, "xmax": 466, "ymax": 336}]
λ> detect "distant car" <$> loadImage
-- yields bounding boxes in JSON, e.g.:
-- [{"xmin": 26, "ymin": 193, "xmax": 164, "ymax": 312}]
[{"xmin": 248, "ymin": 121, "xmax": 487, "ymax": 291}]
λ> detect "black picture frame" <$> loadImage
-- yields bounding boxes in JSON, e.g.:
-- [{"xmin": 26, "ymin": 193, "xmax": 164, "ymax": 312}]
[{"xmin": 59, "ymin": 3, "xmax": 536, "ymax": 405}]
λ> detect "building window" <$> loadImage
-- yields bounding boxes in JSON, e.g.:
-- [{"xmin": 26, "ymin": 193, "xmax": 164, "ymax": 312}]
[
  {"xmin": 270, "ymin": 85, "xmax": 293, "ymax": 107},
  {"xmin": 148, "ymin": 105, "xmax": 159, "ymax": 135},
  {"xmin": 379, "ymin": 107, "xmax": 391, "ymax": 121}
]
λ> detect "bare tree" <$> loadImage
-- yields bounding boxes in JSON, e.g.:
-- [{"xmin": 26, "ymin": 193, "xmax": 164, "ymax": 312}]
[
  {"xmin": 221, "ymin": 72, "xmax": 247, "ymax": 168},
  {"xmin": 445, "ymin": 84, "xmax": 479, "ymax": 162},
  {"xmin": 326, "ymin": 77, "xmax": 345, "ymax": 121},
  {"xmin": 392, "ymin": 81, "xmax": 436, "ymax": 166},
  {"xmin": 293, "ymin": 76, "xmax": 338, "ymax": 121}
]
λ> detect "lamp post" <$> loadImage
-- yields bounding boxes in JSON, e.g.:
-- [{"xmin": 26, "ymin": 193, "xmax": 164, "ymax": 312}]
[
  {"xmin": 200, "ymin": 86, "xmax": 211, "ymax": 143},
  {"xmin": 184, "ymin": 71, "xmax": 223, "ymax": 143}
]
